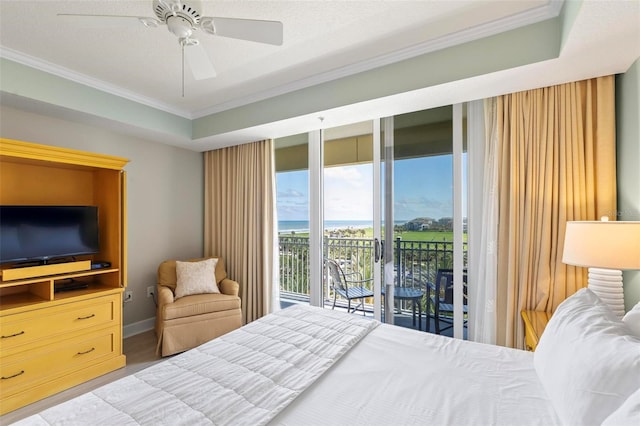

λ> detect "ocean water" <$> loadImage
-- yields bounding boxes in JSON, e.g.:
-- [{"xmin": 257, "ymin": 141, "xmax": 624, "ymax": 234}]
[{"xmin": 278, "ymin": 220, "xmax": 406, "ymax": 233}]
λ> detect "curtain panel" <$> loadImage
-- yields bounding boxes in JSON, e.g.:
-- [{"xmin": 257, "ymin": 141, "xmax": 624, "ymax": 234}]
[
  {"xmin": 468, "ymin": 98, "xmax": 499, "ymax": 345},
  {"xmin": 204, "ymin": 140, "xmax": 276, "ymax": 324},
  {"xmin": 494, "ymin": 76, "xmax": 616, "ymax": 349}
]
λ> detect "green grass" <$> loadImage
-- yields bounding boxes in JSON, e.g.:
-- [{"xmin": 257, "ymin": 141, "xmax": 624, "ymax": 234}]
[{"xmin": 395, "ymin": 230, "xmax": 455, "ymax": 241}]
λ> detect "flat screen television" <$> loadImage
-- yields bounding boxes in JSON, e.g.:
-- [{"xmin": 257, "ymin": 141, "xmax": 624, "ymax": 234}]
[{"xmin": 0, "ymin": 205, "xmax": 100, "ymax": 264}]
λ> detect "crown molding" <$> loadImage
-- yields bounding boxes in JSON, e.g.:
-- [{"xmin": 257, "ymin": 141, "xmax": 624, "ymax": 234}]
[
  {"xmin": 192, "ymin": 0, "xmax": 564, "ymax": 118},
  {"xmin": 0, "ymin": 46, "xmax": 192, "ymax": 119}
]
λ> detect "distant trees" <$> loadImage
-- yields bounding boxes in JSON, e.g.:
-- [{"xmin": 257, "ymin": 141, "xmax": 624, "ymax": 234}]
[
  {"xmin": 399, "ymin": 217, "xmax": 454, "ymax": 232},
  {"xmin": 326, "ymin": 227, "xmax": 367, "ymax": 238}
]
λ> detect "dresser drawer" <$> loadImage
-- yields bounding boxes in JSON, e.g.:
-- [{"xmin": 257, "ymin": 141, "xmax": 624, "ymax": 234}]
[
  {"xmin": 0, "ymin": 294, "xmax": 119, "ymax": 355},
  {"xmin": 0, "ymin": 326, "xmax": 119, "ymax": 396}
]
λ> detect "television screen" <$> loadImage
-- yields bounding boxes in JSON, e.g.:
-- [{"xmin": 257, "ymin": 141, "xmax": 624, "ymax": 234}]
[{"xmin": 0, "ymin": 206, "xmax": 100, "ymax": 264}]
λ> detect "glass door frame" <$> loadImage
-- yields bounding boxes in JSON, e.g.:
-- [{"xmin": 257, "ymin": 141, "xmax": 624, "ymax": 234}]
[
  {"xmin": 452, "ymin": 103, "xmax": 465, "ymax": 339},
  {"xmin": 307, "ymin": 122, "xmax": 386, "ymax": 314},
  {"xmin": 308, "ymin": 129, "xmax": 323, "ymax": 307},
  {"xmin": 306, "ymin": 107, "xmax": 466, "ymax": 340},
  {"xmin": 381, "ymin": 116, "xmax": 394, "ymax": 324},
  {"xmin": 372, "ymin": 118, "xmax": 383, "ymax": 321}
]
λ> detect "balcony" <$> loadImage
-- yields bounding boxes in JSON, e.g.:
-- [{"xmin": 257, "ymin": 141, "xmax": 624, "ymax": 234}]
[{"xmin": 279, "ymin": 235, "xmax": 467, "ymax": 336}]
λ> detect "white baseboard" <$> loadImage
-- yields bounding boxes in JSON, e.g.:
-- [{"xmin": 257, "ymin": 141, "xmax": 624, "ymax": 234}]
[{"xmin": 123, "ymin": 317, "xmax": 155, "ymax": 339}]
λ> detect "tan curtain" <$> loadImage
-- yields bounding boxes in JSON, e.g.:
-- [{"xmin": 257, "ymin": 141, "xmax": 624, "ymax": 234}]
[
  {"xmin": 495, "ymin": 76, "xmax": 616, "ymax": 349},
  {"xmin": 204, "ymin": 140, "xmax": 276, "ymax": 324}
]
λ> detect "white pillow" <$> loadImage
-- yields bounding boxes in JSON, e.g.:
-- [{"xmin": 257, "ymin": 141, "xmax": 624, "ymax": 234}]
[
  {"xmin": 533, "ymin": 288, "xmax": 640, "ymax": 425},
  {"xmin": 175, "ymin": 258, "xmax": 220, "ymax": 299},
  {"xmin": 623, "ymin": 302, "xmax": 640, "ymax": 338},
  {"xmin": 603, "ymin": 387, "xmax": 640, "ymax": 426}
]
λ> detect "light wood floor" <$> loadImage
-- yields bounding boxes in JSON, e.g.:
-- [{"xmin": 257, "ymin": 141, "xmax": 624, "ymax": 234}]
[{"xmin": 1, "ymin": 330, "xmax": 163, "ymax": 424}]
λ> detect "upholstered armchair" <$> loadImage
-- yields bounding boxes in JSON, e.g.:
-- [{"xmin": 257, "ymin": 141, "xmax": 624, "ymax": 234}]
[{"xmin": 155, "ymin": 257, "xmax": 242, "ymax": 356}]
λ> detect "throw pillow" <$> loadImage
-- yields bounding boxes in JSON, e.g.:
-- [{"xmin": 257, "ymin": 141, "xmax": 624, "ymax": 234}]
[{"xmin": 175, "ymin": 258, "xmax": 220, "ymax": 299}]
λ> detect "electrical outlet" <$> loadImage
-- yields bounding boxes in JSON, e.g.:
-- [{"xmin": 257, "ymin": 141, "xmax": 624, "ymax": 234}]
[
  {"xmin": 147, "ymin": 286, "xmax": 154, "ymax": 298},
  {"xmin": 124, "ymin": 290, "xmax": 133, "ymax": 303}
]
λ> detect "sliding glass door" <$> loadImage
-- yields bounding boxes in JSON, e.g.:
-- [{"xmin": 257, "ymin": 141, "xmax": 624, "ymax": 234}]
[
  {"xmin": 274, "ymin": 123, "xmax": 384, "ymax": 316},
  {"xmin": 319, "ymin": 120, "xmax": 384, "ymax": 317},
  {"xmin": 274, "ymin": 105, "xmax": 468, "ymax": 339},
  {"xmin": 387, "ymin": 105, "xmax": 468, "ymax": 338},
  {"xmin": 274, "ymin": 132, "xmax": 310, "ymax": 308}
]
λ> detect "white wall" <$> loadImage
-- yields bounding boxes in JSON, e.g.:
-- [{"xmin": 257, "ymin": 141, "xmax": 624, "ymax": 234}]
[
  {"xmin": 616, "ymin": 58, "xmax": 640, "ymax": 310},
  {"xmin": 0, "ymin": 105, "xmax": 204, "ymax": 333}
]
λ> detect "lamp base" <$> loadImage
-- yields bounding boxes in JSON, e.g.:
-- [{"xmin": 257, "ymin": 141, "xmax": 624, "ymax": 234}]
[{"xmin": 587, "ymin": 268, "xmax": 625, "ymax": 319}]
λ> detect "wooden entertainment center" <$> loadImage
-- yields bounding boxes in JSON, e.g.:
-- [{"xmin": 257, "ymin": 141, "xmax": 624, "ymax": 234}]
[{"xmin": 0, "ymin": 138, "xmax": 128, "ymax": 414}]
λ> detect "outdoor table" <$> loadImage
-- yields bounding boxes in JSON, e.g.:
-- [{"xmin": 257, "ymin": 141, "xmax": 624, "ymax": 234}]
[{"xmin": 382, "ymin": 287, "xmax": 424, "ymax": 330}]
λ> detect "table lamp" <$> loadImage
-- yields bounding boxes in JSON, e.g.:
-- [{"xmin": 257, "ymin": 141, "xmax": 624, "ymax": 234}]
[{"xmin": 562, "ymin": 217, "xmax": 640, "ymax": 318}]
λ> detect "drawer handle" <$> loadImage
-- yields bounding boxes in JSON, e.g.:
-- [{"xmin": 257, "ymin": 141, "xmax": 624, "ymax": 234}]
[
  {"xmin": 77, "ymin": 347, "xmax": 95, "ymax": 355},
  {"xmin": 2, "ymin": 370, "xmax": 25, "ymax": 380},
  {"xmin": 77, "ymin": 314, "xmax": 96, "ymax": 320},
  {"xmin": 1, "ymin": 331, "xmax": 25, "ymax": 339}
]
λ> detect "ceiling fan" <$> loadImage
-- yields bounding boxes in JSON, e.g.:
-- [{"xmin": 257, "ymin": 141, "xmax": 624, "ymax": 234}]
[{"xmin": 58, "ymin": 0, "xmax": 283, "ymax": 94}]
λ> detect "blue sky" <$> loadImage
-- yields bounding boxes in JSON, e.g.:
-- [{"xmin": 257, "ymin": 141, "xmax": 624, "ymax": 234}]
[{"xmin": 277, "ymin": 155, "xmax": 464, "ymax": 222}]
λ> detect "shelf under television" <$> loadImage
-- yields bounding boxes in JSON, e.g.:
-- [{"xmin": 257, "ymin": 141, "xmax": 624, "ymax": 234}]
[{"xmin": 0, "ymin": 270, "xmax": 121, "ymax": 314}]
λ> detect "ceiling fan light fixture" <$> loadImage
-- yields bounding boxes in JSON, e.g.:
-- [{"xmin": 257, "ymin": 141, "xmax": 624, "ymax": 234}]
[{"xmin": 167, "ymin": 16, "xmax": 194, "ymax": 39}]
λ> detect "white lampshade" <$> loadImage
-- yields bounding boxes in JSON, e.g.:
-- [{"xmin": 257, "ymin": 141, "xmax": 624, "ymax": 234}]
[
  {"xmin": 562, "ymin": 221, "xmax": 640, "ymax": 270},
  {"xmin": 563, "ymin": 220, "xmax": 640, "ymax": 319}
]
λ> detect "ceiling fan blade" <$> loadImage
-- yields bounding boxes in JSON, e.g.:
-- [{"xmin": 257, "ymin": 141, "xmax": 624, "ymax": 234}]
[
  {"xmin": 184, "ymin": 43, "xmax": 217, "ymax": 80},
  {"xmin": 57, "ymin": 13, "xmax": 161, "ymax": 28},
  {"xmin": 201, "ymin": 17, "xmax": 283, "ymax": 46}
]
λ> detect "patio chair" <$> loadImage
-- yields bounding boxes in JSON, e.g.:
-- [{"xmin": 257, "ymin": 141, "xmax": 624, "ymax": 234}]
[
  {"xmin": 325, "ymin": 258, "xmax": 374, "ymax": 315},
  {"xmin": 428, "ymin": 268, "xmax": 468, "ymax": 334}
]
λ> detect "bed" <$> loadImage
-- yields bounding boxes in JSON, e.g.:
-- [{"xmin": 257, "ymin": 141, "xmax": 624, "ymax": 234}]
[{"xmin": 14, "ymin": 288, "xmax": 640, "ymax": 425}]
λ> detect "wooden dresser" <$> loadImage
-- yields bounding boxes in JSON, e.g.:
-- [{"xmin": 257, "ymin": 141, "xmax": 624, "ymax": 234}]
[{"xmin": 0, "ymin": 138, "xmax": 128, "ymax": 414}]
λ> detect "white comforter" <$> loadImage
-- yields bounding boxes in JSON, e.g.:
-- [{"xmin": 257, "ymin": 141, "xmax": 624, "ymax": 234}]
[
  {"xmin": 17, "ymin": 305, "xmax": 378, "ymax": 426},
  {"xmin": 272, "ymin": 322, "xmax": 561, "ymax": 425}
]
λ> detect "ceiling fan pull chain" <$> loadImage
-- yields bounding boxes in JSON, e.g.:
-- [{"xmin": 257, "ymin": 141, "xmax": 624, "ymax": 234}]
[{"xmin": 181, "ymin": 42, "xmax": 185, "ymax": 98}]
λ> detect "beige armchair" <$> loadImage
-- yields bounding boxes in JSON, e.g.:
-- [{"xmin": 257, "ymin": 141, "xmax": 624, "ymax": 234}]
[{"xmin": 155, "ymin": 257, "xmax": 242, "ymax": 356}]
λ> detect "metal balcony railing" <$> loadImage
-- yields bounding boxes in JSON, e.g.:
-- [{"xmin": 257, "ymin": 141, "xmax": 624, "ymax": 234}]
[{"xmin": 279, "ymin": 235, "xmax": 467, "ymax": 308}]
